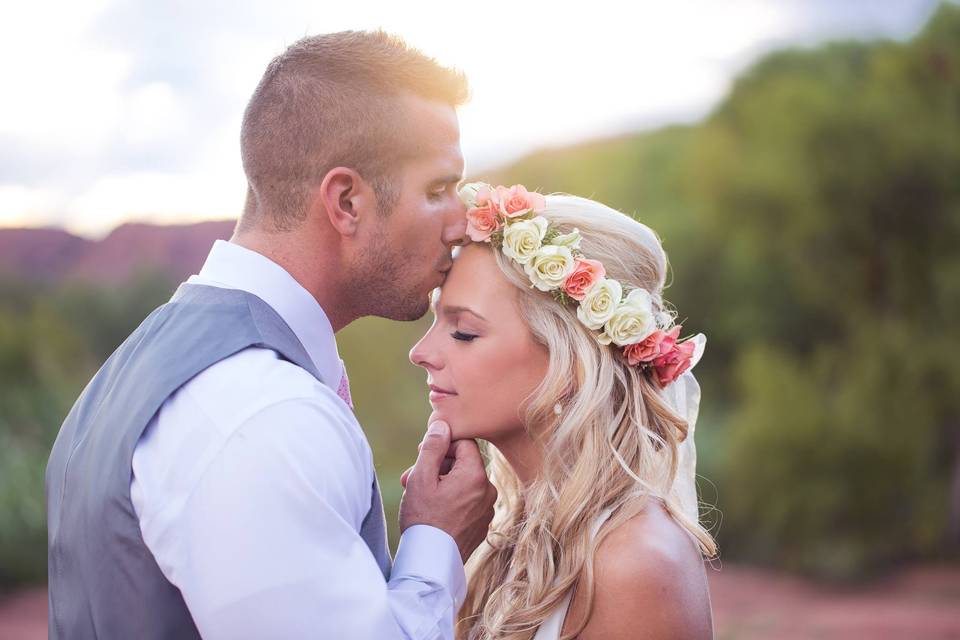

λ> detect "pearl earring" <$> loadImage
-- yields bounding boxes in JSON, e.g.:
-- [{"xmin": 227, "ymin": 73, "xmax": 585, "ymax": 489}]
[{"xmin": 553, "ymin": 402, "xmax": 563, "ymax": 416}]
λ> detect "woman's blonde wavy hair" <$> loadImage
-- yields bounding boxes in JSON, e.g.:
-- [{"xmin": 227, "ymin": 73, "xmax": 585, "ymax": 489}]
[{"xmin": 456, "ymin": 194, "xmax": 717, "ymax": 640}]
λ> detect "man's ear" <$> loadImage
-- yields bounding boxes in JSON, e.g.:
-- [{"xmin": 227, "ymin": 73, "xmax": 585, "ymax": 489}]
[{"xmin": 315, "ymin": 167, "xmax": 376, "ymax": 237}]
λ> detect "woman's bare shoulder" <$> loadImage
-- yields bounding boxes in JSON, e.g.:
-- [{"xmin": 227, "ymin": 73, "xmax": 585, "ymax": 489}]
[{"xmin": 573, "ymin": 497, "xmax": 714, "ymax": 639}]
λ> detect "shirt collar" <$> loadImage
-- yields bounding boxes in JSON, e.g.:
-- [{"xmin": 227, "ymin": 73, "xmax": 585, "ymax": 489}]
[{"xmin": 187, "ymin": 240, "xmax": 343, "ymax": 387}]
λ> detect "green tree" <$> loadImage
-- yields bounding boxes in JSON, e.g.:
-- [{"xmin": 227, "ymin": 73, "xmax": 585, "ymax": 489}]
[{"xmin": 484, "ymin": 3, "xmax": 960, "ymax": 577}]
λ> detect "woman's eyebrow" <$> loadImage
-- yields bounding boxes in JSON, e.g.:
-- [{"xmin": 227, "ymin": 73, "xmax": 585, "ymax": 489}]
[{"xmin": 442, "ymin": 304, "xmax": 488, "ymax": 322}]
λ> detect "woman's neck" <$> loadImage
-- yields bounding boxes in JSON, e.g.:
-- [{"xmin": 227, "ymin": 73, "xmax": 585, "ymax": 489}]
[{"xmin": 489, "ymin": 427, "xmax": 544, "ymax": 486}]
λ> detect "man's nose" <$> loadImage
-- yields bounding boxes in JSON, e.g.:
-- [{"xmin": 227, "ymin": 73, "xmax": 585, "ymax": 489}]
[{"xmin": 444, "ymin": 201, "xmax": 468, "ymax": 246}]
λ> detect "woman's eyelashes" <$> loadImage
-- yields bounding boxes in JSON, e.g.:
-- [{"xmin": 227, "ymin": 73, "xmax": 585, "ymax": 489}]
[{"xmin": 451, "ymin": 331, "xmax": 477, "ymax": 342}]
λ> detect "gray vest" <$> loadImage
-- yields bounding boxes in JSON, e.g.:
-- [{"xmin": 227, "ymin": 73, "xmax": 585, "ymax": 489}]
[{"xmin": 45, "ymin": 283, "xmax": 391, "ymax": 639}]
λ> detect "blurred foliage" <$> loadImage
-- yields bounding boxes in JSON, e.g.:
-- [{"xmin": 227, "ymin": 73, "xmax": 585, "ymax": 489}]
[
  {"xmin": 1, "ymin": 4, "xmax": 958, "ymax": 588},
  {"xmin": 0, "ymin": 272, "xmax": 175, "ymax": 586},
  {"xmin": 487, "ymin": 3, "xmax": 960, "ymax": 579}
]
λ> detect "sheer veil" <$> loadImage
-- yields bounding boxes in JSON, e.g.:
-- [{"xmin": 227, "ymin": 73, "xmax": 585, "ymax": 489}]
[{"xmin": 662, "ymin": 333, "xmax": 707, "ymax": 524}]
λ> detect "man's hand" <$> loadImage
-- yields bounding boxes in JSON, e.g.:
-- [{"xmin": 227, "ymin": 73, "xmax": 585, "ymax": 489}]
[{"xmin": 398, "ymin": 420, "xmax": 496, "ymax": 563}]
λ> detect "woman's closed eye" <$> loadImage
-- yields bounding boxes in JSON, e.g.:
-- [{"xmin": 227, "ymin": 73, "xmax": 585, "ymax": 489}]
[{"xmin": 451, "ymin": 331, "xmax": 477, "ymax": 342}]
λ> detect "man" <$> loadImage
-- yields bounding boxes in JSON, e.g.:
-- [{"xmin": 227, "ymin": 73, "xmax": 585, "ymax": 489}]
[{"xmin": 46, "ymin": 31, "xmax": 496, "ymax": 639}]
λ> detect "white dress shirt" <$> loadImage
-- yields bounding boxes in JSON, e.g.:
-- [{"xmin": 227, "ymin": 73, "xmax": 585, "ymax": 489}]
[{"xmin": 130, "ymin": 240, "xmax": 466, "ymax": 639}]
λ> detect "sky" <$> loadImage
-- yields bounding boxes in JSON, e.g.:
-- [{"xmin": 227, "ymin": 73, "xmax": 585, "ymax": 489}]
[{"xmin": 0, "ymin": 0, "xmax": 943, "ymax": 238}]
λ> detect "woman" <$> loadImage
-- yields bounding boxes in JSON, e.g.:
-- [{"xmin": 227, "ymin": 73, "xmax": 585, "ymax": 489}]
[{"xmin": 408, "ymin": 184, "xmax": 717, "ymax": 639}]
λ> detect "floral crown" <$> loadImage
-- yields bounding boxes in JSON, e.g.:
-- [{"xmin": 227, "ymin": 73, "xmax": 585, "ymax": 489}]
[{"xmin": 458, "ymin": 182, "xmax": 697, "ymax": 388}]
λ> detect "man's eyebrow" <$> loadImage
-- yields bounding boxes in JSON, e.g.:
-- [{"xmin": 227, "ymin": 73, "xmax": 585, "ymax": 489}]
[
  {"xmin": 441, "ymin": 304, "xmax": 487, "ymax": 322},
  {"xmin": 430, "ymin": 174, "xmax": 464, "ymax": 188}
]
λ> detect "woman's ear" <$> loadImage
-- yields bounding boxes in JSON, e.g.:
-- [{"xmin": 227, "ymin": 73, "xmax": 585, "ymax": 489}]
[{"xmin": 314, "ymin": 167, "xmax": 376, "ymax": 237}]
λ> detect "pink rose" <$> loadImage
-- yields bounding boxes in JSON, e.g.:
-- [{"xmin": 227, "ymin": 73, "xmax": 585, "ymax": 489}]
[
  {"xmin": 496, "ymin": 184, "xmax": 546, "ymax": 218},
  {"xmin": 465, "ymin": 203, "xmax": 502, "ymax": 242},
  {"xmin": 623, "ymin": 325, "xmax": 681, "ymax": 366},
  {"xmin": 562, "ymin": 258, "xmax": 605, "ymax": 301},
  {"xmin": 657, "ymin": 324, "xmax": 682, "ymax": 352},
  {"xmin": 652, "ymin": 338, "xmax": 696, "ymax": 387},
  {"xmin": 475, "ymin": 185, "xmax": 496, "ymax": 208}
]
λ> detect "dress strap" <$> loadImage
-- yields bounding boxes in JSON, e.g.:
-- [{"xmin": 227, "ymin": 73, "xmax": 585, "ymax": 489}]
[{"xmin": 532, "ymin": 506, "xmax": 617, "ymax": 640}]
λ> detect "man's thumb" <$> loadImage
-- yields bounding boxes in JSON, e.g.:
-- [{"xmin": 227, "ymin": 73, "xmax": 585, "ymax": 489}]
[{"xmin": 411, "ymin": 420, "xmax": 450, "ymax": 481}]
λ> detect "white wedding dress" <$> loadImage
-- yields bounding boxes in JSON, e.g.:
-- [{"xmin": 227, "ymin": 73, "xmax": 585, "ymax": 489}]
[{"xmin": 532, "ymin": 334, "xmax": 707, "ymax": 640}]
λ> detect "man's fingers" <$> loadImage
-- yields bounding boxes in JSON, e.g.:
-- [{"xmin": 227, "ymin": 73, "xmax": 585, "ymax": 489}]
[
  {"xmin": 440, "ymin": 455, "xmax": 455, "ymax": 476},
  {"xmin": 447, "ymin": 438, "xmax": 485, "ymax": 477},
  {"xmin": 407, "ymin": 420, "xmax": 451, "ymax": 487},
  {"xmin": 403, "ymin": 422, "xmax": 457, "ymax": 489},
  {"xmin": 404, "ymin": 452, "xmax": 453, "ymax": 488}
]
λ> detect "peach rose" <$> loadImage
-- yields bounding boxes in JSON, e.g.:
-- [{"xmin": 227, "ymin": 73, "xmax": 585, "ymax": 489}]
[
  {"xmin": 623, "ymin": 325, "xmax": 681, "ymax": 366},
  {"xmin": 496, "ymin": 184, "xmax": 546, "ymax": 218},
  {"xmin": 563, "ymin": 258, "xmax": 605, "ymax": 301},
  {"xmin": 652, "ymin": 337, "xmax": 696, "ymax": 387},
  {"xmin": 465, "ymin": 203, "xmax": 502, "ymax": 242}
]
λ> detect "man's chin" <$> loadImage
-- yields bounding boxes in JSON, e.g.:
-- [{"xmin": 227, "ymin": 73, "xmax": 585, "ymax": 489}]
[
  {"xmin": 397, "ymin": 300, "xmax": 431, "ymax": 322},
  {"xmin": 371, "ymin": 296, "xmax": 431, "ymax": 322}
]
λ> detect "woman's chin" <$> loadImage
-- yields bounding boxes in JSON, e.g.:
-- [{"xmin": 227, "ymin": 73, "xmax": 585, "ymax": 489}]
[
  {"xmin": 435, "ymin": 414, "xmax": 477, "ymax": 441},
  {"xmin": 450, "ymin": 424, "xmax": 494, "ymax": 443},
  {"xmin": 427, "ymin": 406, "xmax": 485, "ymax": 441},
  {"xmin": 449, "ymin": 426, "xmax": 476, "ymax": 441},
  {"xmin": 428, "ymin": 406, "xmax": 455, "ymax": 427}
]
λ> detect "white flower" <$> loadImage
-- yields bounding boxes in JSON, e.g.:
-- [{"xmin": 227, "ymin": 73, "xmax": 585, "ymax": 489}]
[
  {"xmin": 502, "ymin": 216, "xmax": 549, "ymax": 265},
  {"xmin": 576, "ymin": 278, "xmax": 623, "ymax": 330},
  {"xmin": 458, "ymin": 182, "xmax": 488, "ymax": 208},
  {"xmin": 552, "ymin": 228, "xmax": 582, "ymax": 251},
  {"xmin": 524, "ymin": 245, "xmax": 575, "ymax": 291},
  {"xmin": 655, "ymin": 309, "xmax": 674, "ymax": 329},
  {"xmin": 597, "ymin": 288, "xmax": 657, "ymax": 346}
]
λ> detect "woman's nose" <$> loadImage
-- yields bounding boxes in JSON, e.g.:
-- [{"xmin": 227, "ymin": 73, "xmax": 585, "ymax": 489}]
[{"xmin": 409, "ymin": 335, "xmax": 438, "ymax": 370}]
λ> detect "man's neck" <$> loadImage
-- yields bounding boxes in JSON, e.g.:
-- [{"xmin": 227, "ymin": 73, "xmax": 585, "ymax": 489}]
[{"xmin": 229, "ymin": 230, "xmax": 356, "ymax": 332}]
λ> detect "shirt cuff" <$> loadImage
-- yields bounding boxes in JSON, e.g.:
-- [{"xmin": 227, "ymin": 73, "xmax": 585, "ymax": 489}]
[{"xmin": 393, "ymin": 525, "xmax": 467, "ymax": 608}]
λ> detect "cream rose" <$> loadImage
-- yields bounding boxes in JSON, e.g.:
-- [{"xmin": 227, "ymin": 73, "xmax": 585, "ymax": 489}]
[
  {"xmin": 552, "ymin": 228, "xmax": 582, "ymax": 250},
  {"xmin": 597, "ymin": 288, "xmax": 657, "ymax": 346},
  {"xmin": 524, "ymin": 245, "xmax": 575, "ymax": 291},
  {"xmin": 502, "ymin": 216, "xmax": 548, "ymax": 265},
  {"xmin": 458, "ymin": 182, "xmax": 488, "ymax": 208},
  {"xmin": 576, "ymin": 277, "xmax": 623, "ymax": 331}
]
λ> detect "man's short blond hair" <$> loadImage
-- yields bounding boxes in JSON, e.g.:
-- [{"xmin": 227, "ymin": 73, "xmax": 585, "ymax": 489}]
[{"xmin": 239, "ymin": 30, "xmax": 469, "ymax": 230}]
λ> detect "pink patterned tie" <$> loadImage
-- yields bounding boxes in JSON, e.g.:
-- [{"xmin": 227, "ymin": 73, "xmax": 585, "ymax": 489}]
[{"xmin": 336, "ymin": 361, "xmax": 354, "ymax": 410}]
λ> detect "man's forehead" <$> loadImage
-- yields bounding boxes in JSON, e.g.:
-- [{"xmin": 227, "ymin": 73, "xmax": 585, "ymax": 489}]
[
  {"xmin": 398, "ymin": 92, "xmax": 460, "ymax": 128},
  {"xmin": 407, "ymin": 143, "xmax": 463, "ymax": 182},
  {"xmin": 398, "ymin": 95, "xmax": 461, "ymax": 156}
]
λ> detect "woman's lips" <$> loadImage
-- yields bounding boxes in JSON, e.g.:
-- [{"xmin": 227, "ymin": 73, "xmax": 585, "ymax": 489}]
[{"xmin": 428, "ymin": 384, "xmax": 456, "ymax": 402}]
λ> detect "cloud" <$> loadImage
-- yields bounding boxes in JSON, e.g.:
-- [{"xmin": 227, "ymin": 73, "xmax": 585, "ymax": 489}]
[{"xmin": 0, "ymin": 0, "xmax": 942, "ymax": 236}]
